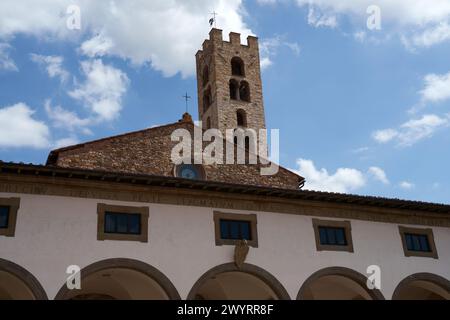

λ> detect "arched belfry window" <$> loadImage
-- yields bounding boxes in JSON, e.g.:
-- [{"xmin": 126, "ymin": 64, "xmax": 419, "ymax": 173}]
[
  {"xmin": 229, "ymin": 79, "xmax": 238, "ymax": 100},
  {"xmin": 236, "ymin": 109, "xmax": 247, "ymax": 127},
  {"xmin": 202, "ymin": 65, "xmax": 209, "ymax": 87},
  {"xmin": 239, "ymin": 81, "xmax": 250, "ymax": 102},
  {"xmin": 231, "ymin": 57, "xmax": 245, "ymax": 77},
  {"xmin": 203, "ymin": 87, "xmax": 212, "ymax": 112}
]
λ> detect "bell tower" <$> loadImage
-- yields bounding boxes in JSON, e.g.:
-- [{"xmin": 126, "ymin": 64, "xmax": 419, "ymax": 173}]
[{"xmin": 195, "ymin": 29, "xmax": 266, "ymax": 134}]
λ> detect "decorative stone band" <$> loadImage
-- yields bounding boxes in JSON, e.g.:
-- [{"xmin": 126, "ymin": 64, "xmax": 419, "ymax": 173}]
[{"xmin": 1, "ymin": 162, "xmax": 450, "ymax": 227}]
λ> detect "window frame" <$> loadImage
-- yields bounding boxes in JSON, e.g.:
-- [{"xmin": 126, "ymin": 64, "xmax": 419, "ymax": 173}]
[
  {"xmin": 398, "ymin": 226, "xmax": 438, "ymax": 259},
  {"xmin": 0, "ymin": 198, "xmax": 20, "ymax": 237},
  {"xmin": 214, "ymin": 211, "xmax": 258, "ymax": 247},
  {"xmin": 97, "ymin": 203, "xmax": 149, "ymax": 243},
  {"xmin": 312, "ymin": 218, "xmax": 354, "ymax": 253}
]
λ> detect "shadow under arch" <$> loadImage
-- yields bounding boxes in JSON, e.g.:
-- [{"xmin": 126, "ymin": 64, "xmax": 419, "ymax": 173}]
[
  {"xmin": 54, "ymin": 258, "xmax": 181, "ymax": 300},
  {"xmin": 392, "ymin": 273, "xmax": 450, "ymax": 300},
  {"xmin": 187, "ymin": 263, "xmax": 291, "ymax": 300},
  {"xmin": 297, "ymin": 266, "xmax": 385, "ymax": 300},
  {"xmin": 0, "ymin": 258, "xmax": 48, "ymax": 300}
]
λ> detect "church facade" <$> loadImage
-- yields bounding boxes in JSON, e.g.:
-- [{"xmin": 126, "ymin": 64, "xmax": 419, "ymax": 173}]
[{"xmin": 0, "ymin": 29, "xmax": 449, "ymax": 300}]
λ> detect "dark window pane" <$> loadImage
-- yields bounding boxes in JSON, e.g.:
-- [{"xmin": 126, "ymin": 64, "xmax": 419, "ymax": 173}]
[
  {"xmin": 318, "ymin": 226, "xmax": 347, "ymax": 246},
  {"xmin": 104, "ymin": 213, "xmax": 116, "ymax": 233},
  {"xmin": 0, "ymin": 206, "xmax": 9, "ymax": 229},
  {"xmin": 240, "ymin": 222, "xmax": 250, "ymax": 240},
  {"xmin": 326, "ymin": 228, "xmax": 336, "ymax": 244},
  {"xmin": 412, "ymin": 235, "xmax": 421, "ymax": 251},
  {"xmin": 319, "ymin": 227, "xmax": 327, "ymax": 245},
  {"xmin": 419, "ymin": 235, "xmax": 430, "ymax": 252},
  {"xmin": 128, "ymin": 214, "xmax": 141, "ymax": 235},
  {"xmin": 220, "ymin": 220, "xmax": 229, "ymax": 239},
  {"xmin": 405, "ymin": 233, "xmax": 431, "ymax": 252},
  {"xmin": 220, "ymin": 220, "xmax": 252, "ymax": 241},
  {"xmin": 335, "ymin": 228, "xmax": 347, "ymax": 245},
  {"xmin": 116, "ymin": 214, "xmax": 128, "ymax": 234},
  {"xmin": 104, "ymin": 212, "xmax": 141, "ymax": 235},
  {"xmin": 405, "ymin": 234, "xmax": 414, "ymax": 251},
  {"xmin": 230, "ymin": 221, "xmax": 240, "ymax": 239}
]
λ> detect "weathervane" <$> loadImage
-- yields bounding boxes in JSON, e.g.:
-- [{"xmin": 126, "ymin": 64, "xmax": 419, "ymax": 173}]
[
  {"xmin": 209, "ymin": 11, "xmax": 218, "ymax": 28},
  {"xmin": 182, "ymin": 92, "xmax": 191, "ymax": 113}
]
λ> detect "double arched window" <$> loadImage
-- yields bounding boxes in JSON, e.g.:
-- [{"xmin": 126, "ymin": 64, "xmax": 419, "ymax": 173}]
[{"xmin": 229, "ymin": 80, "xmax": 251, "ymax": 102}]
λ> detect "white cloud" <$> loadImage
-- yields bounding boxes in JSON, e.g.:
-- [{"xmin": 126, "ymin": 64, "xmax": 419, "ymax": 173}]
[
  {"xmin": 420, "ymin": 71, "xmax": 450, "ymax": 104},
  {"xmin": 68, "ymin": 59, "xmax": 129, "ymax": 121},
  {"xmin": 80, "ymin": 33, "xmax": 114, "ymax": 58},
  {"xmin": 44, "ymin": 100, "xmax": 92, "ymax": 134},
  {"xmin": 291, "ymin": 159, "xmax": 366, "ymax": 193},
  {"xmin": 373, "ymin": 114, "xmax": 449, "ymax": 146},
  {"xmin": 399, "ymin": 181, "xmax": 415, "ymax": 189},
  {"xmin": 368, "ymin": 166, "xmax": 390, "ymax": 185},
  {"xmin": 30, "ymin": 54, "xmax": 69, "ymax": 82},
  {"xmin": 307, "ymin": 7, "xmax": 337, "ymax": 28},
  {"xmin": 411, "ymin": 22, "xmax": 450, "ymax": 47},
  {"xmin": 0, "ymin": 103, "xmax": 50, "ymax": 148},
  {"xmin": 0, "ymin": 43, "xmax": 18, "ymax": 71},
  {"xmin": 0, "ymin": 1, "xmax": 252, "ymax": 77},
  {"xmin": 372, "ymin": 129, "xmax": 398, "ymax": 143},
  {"xmin": 259, "ymin": 0, "xmax": 450, "ymax": 48},
  {"xmin": 260, "ymin": 35, "xmax": 301, "ymax": 70}
]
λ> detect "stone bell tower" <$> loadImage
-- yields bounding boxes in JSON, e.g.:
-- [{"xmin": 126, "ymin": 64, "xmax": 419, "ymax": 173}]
[{"xmin": 195, "ymin": 29, "xmax": 266, "ymax": 134}]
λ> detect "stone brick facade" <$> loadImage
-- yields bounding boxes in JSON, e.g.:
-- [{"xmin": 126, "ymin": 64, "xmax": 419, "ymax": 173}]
[
  {"xmin": 47, "ymin": 116, "xmax": 303, "ymax": 190},
  {"xmin": 196, "ymin": 29, "xmax": 266, "ymax": 134}
]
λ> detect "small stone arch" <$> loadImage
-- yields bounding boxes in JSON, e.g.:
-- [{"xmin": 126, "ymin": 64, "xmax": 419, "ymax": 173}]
[
  {"xmin": 392, "ymin": 273, "xmax": 450, "ymax": 300},
  {"xmin": 231, "ymin": 57, "xmax": 245, "ymax": 76},
  {"xmin": 236, "ymin": 109, "xmax": 247, "ymax": 127},
  {"xmin": 297, "ymin": 266, "xmax": 385, "ymax": 300},
  {"xmin": 0, "ymin": 258, "xmax": 48, "ymax": 300},
  {"xmin": 187, "ymin": 263, "xmax": 290, "ymax": 300},
  {"xmin": 54, "ymin": 258, "xmax": 181, "ymax": 300}
]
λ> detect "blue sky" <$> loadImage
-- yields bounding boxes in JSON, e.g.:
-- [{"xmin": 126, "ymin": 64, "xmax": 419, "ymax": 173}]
[{"xmin": 0, "ymin": 0, "xmax": 450, "ymax": 203}]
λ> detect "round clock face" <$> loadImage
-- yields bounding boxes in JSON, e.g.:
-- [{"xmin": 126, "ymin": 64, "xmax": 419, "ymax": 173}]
[{"xmin": 176, "ymin": 165, "xmax": 202, "ymax": 180}]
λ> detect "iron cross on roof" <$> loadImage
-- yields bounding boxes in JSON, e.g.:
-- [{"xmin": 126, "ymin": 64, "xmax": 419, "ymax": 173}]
[
  {"xmin": 209, "ymin": 11, "xmax": 218, "ymax": 28},
  {"xmin": 182, "ymin": 92, "xmax": 191, "ymax": 113}
]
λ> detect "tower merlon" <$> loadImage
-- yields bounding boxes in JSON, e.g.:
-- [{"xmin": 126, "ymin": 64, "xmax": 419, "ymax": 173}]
[
  {"xmin": 247, "ymin": 35, "xmax": 259, "ymax": 49},
  {"xmin": 209, "ymin": 28, "xmax": 223, "ymax": 43},
  {"xmin": 229, "ymin": 32, "xmax": 241, "ymax": 45}
]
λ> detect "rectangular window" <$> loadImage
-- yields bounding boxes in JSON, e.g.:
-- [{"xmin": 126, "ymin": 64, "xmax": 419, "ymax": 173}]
[
  {"xmin": 318, "ymin": 226, "xmax": 347, "ymax": 246},
  {"xmin": 97, "ymin": 204, "xmax": 149, "ymax": 242},
  {"xmin": 0, "ymin": 198, "xmax": 19, "ymax": 237},
  {"xmin": 399, "ymin": 226, "xmax": 437, "ymax": 259},
  {"xmin": 220, "ymin": 219, "xmax": 251, "ymax": 241},
  {"xmin": 104, "ymin": 212, "xmax": 141, "ymax": 235},
  {"xmin": 405, "ymin": 233, "xmax": 431, "ymax": 252},
  {"xmin": 312, "ymin": 219, "xmax": 353, "ymax": 252},
  {"xmin": 214, "ymin": 212, "xmax": 258, "ymax": 247},
  {"xmin": 0, "ymin": 206, "xmax": 10, "ymax": 229}
]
